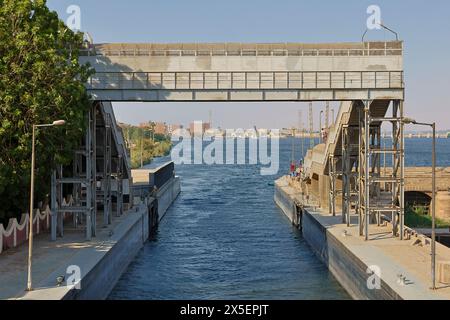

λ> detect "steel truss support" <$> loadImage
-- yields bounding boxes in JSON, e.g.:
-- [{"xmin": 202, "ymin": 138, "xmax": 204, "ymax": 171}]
[
  {"xmin": 102, "ymin": 113, "xmax": 112, "ymax": 226},
  {"xmin": 329, "ymin": 154, "xmax": 337, "ymax": 217},
  {"xmin": 86, "ymin": 105, "xmax": 97, "ymax": 239},
  {"xmin": 357, "ymin": 100, "xmax": 405, "ymax": 241},
  {"xmin": 49, "ymin": 102, "xmax": 129, "ymax": 241},
  {"xmin": 342, "ymin": 125, "xmax": 351, "ymax": 225},
  {"xmin": 341, "ymin": 125, "xmax": 359, "ymax": 226},
  {"xmin": 50, "ymin": 170, "xmax": 57, "ymax": 241},
  {"xmin": 359, "ymin": 101, "xmax": 371, "ymax": 239},
  {"xmin": 116, "ymin": 155, "xmax": 123, "ymax": 217},
  {"xmin": 390, "ymin": 100, "xmax": 405, "ymax": 239}
]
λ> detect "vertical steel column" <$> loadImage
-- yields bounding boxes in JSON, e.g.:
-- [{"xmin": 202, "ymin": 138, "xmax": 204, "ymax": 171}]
[
  {"xmin": 102, "ymin": 116, "xmax": 108, "ymax": 226},
  {"xmin": 342, "ymin": 125, "xmax": 350, "ymax": 225},
  {"xmin": 358, "ymin": 101, "xmax": 372, "ymax": 239},
  {"xmin": 376, "ymin": 127, "xmax": 382, "ymax": 199},
  {"xmin": 57, "ymin": 165, "xmax": 64, "ymax": 237},
  {"xmin": 329, "ymin": 154, "xmax": 336, "ymax": 216},
  {"xmin": 364, "ymin": 101, "xmax": 371, "ymax": 241},
  {"xmin": 117, "ymin": 155, "xmax": 123, "ymax": 217},
  {"xmin": 72, "ymin": 152, "xmax": 80, "ymax": 228},
  {"xmin": 391, "ymin": 101, "xmax": 399, "ymax": 236},
  {"xmin": 106, "ymin": 114, "xmax": 112, "ymax": 224},
  {"xmin": 103, "ymin": 113, "xmax": 112, "ymax": 226},
  {"xmin": 399, "ymin": 101, "xmax": 405, "ymax": 239},
  {"xmin": 358, "ymin": 108, "xmax": 364, "ymax": 236},
  {"xmin": 91, "ymin": 106, "xmax": 97, "ymax": 237},
  {"xmin": 85, "ymin": 109, "xmax": 92, "ymax": 241},
  {"xmin": 50, "ymin": 169, "xmax": 57, "ymax": 241}
]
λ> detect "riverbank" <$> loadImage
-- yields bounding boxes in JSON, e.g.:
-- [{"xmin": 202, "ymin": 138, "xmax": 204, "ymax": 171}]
[{"xmin": 274, "ymin": 175, "xmax": 450, "ymax": 300}]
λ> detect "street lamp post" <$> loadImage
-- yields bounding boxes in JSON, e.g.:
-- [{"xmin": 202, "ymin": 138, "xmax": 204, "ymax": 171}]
[
  {"xmin": 140, "ymin": 128, "xmax": 144, "ymax": 168},
  {"xmin": 27, "ymin": 120, "xmax": 65, "ymax": 292},
  {"xmin": 404, "ymin": 118, "xmax": 436, "ymax": 290},
  {"xmin": 319, "ymin": 110, "xmax": 324, "ymax": 143}
]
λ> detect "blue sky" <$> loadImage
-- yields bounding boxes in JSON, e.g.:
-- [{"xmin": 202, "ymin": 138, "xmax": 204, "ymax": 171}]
[{"xmin": 47, "ymin": 0, "xmax": 450, "ymax": 130}]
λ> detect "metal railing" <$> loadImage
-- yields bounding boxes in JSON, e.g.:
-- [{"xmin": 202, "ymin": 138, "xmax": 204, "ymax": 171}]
[
  {"xmin": 87, "ymin": 71, "xmax": 404, "ymax": 91},
  {"xmin": 81, "ymin": 42, "xmax": 402, "ymax": 57}
]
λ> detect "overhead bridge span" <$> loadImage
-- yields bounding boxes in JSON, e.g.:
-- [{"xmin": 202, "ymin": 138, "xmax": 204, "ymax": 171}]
[{"xmin": 80, "ymin": 41, "xmax": 404, "ymax": 102}]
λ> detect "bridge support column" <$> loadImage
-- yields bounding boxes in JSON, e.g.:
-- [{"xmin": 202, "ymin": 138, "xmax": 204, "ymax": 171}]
[
  {"xmin": 359, "ymin": 101, "xmax": 371, "ymax": 240},
  {"xmin": 342, "ymin": 126, "xmax": 351, "ymax": 225},
  {"xmin": 390, "ymin": 100, "xmax": 405, "ymax": 239},
  {"xmin": 342, "ymin": 124, "xmax": 359, "ymax": 226},
  {"xmin": 115, "ymin": 155, "xmax": 123, "ymax": 217},
  {"xmin": 50, "ymin": 170, "xmax": 57, "ymax": 241},
  {"xmin": 329, "ymin": 154, "xmax": 337, "ymax": 217},
  {"xmin": 357, "ymin": 99, "xmax": 405, "ymax": 241},
  {"xmin": 103, "ymin": 112, "xmax": 112, "ymax": 226},
  {"xmin": 85, "ymin": 109, "xmax": 93, "ymax": 240}
]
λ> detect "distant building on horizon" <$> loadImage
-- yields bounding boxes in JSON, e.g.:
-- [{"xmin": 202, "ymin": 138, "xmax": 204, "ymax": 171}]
[
  {"xmin": 189, "ymin": 122, "xmax": 211, "ymax": 135},
  {"xmin": 137, "ymin": 121, "xmax": 183, "ymax": 136},
  {"xmin": 168, "ymin": 124, "xmax": 182, "ymax": 135},
  {"xmin": 154, "ymin": 122, "xmax": 167, "ymax": 135}
]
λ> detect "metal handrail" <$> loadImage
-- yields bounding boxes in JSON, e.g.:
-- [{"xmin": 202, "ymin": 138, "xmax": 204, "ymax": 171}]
[
  {"xmin": 80, "ymin": 46, "xmax": 402, "ymax": 57},
  {"xmin": 87, "ymin": 70, "xmax": 404, "ymax": 91}
]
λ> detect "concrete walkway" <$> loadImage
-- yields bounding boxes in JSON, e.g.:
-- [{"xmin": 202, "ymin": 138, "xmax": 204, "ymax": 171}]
[
  {"xmin": 0, "ymin": 208, "xmax": 144, "ymax": 300},
  {"xmin": 277, "ymin": 176, "xmax": 450, "ymax": 300}
]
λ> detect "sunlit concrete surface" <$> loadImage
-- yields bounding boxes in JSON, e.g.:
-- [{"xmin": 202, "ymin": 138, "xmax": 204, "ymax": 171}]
[
  {"xmin": 80, "ymin": 41, "xmax": 404, "ymax": 102},
  {"xmin": 0, "ymin": 206, "xmax": 149, "ymax": 300},
  {"xmin": 275, "ymin": 176, "xmax": 450, "ymax": 300}
]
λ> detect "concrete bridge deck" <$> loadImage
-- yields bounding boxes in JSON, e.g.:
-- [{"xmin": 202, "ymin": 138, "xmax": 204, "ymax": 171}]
[{"xmin": 80, "ymin": 41, "xmax": 404, "ymax": 102}]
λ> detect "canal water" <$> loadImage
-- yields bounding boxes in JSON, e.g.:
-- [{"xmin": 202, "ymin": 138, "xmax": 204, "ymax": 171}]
[{"xmin": 108, "ymin": 137, "xmax": 450, "ymax": 300}]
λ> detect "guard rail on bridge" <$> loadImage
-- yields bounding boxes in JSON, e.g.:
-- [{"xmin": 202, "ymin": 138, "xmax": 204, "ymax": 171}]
[{"xmin": 87, "ymin": 71, "xmax": 403, "ymax": 91}]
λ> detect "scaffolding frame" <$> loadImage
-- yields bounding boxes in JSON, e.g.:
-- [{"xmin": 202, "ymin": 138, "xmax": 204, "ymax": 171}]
[
  {"xmin": 50, "ymin": 103, "xmax": 125, "ymax": 241},
  {"xmin": 358, "ymin": 100, "xmax": 405, "ymax": 240},
  {"xmin": 341, "ymin": 125, "xmax": 360, "ymax": 226}
]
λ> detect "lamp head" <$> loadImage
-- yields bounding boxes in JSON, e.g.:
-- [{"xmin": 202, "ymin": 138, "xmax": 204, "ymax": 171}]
[
  {"xmin": 52, "ymin": 120, "xmax": 66, "ymax": 126},
  {"xmin": 403, "ymin": 117, "xmax": 417, "ymax": 125}
]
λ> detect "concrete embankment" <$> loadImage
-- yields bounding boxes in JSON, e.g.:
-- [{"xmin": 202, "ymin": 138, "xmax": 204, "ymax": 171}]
[
  {"xmin": 1, "ymin": 164, "xmax": 180, "ymax": 300},
  {"xmin": 274, "ymin": 176, "xmax": 450, "ymax": 300},
  {"xmin": 21, "ymin": 204, "xmax": 152, "ymax": 300}
]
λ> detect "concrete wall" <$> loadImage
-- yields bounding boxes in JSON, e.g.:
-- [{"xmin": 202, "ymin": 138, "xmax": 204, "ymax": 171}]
[
  {"xmin": 436, "ymin": 191, "xmax": 450, "ymax": 221},
  {"xmin": 301, "ymin": 211, "xmax": 401, "ymax": 300},
  {"xmin": 274, "ymin": 184, "xmax": 402, "ymax": 300},
  {"xmin": 274, "ymin": 185, "xmax": 298, "ymax": 226},
  {"xmin": 64, "ymin": 205, "xmax": 150, "ymax": 300},
  {"xmin": 70, "ymin": 177, "xmax": 181, "ymax": 299},
  {"xmin": 156, "ymin": 176, "xmax": 181, "ymax": 221},
  {"xmin": 81, "ymin": 54, "xmax": 403, "ymax": 73}
]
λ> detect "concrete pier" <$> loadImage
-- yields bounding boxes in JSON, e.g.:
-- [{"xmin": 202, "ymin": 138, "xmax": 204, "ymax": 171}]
[
  {"xmin": 274, "ymin": 176, "xmax": 450, "ymax": 300},
  {"xmin": 0, "ymin": 205, "xmax": 150, "ymax": 300},
  {"xmin": 0, "ymin": 164, "xmax": 181, "ymax": 300}
]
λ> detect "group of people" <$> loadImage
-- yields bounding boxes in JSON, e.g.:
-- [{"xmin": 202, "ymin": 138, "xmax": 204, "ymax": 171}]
[{"xmin": 290, "ymin": 160, "xmax": 303, "ymax": 178}]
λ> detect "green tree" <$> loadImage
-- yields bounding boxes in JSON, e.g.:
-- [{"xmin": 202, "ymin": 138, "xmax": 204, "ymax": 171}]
[{"xmin": 0, "ymin": 0, "xmax": 92, "ymax": 223}]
